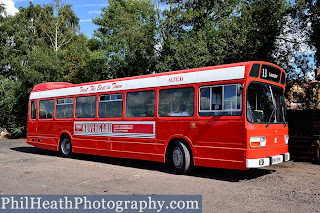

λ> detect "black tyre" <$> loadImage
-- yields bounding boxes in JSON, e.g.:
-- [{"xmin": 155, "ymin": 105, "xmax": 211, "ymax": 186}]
[
  {"xmin": 172, "ymin": 141, "xmax": 193, "ymax": 174},
  {"xmin": 59, "ymin": 137, "xmax": 72, "ymax": 158}
]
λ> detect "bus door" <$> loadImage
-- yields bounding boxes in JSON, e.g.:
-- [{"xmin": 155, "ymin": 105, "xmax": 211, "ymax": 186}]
[{"xmin": 196, "ymin": 84, "xmax": 246, "ymax": 164}]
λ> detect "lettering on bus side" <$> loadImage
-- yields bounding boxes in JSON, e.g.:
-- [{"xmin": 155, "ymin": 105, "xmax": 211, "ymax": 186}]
[
  {"xmin": 75, "ymin": 123, "xmax": 112, "ymax": 133},
  {"xmin": 168, "ymin": 76, "xmax": 184, "ymax": 83},
  {"xmin": 87, "ymin": 123, "xmax": 112, "ymax": 133},
  {"xmin": 74, "ymin": 121, "xmax": 155, "ymax": 138},
  {"xmin": 79, "ymin": 83, "xmax": 123, "ymax": 94}
]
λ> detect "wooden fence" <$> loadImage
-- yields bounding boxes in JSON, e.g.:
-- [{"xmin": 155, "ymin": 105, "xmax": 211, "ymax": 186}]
[{"xmin": 287, "ymin": 110, "xmax": 320, "ymax": 162}]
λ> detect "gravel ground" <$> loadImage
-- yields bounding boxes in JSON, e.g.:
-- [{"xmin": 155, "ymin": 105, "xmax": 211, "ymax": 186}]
[{"xmin": 0, "ymin": 139, "xmax": 319, "ymax": 212}]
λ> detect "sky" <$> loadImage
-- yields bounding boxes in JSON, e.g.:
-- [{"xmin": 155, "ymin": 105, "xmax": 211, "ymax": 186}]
[{"xmin": 0, "ymin": 0, "xmax": 107, "ymax": 38}]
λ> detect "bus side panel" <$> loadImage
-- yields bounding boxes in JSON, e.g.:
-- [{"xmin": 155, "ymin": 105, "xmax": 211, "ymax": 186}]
[
  {"xmin": 156, "ymin": 119, "xmax": 197, "ymax": 153},
  {"xmin": 195, "ymin": 157, "xmax": 246, "ymax": 170},
  {"xmin": 72, "ymin": 136, "xmax": 97, "ymax": 150},
  {"xmin": 71, "ymin": 137, "xmax": 158, "ymax": 162},
  {"xmin": 70, "ymin": 133, "xmax": 157, "ymax": 161},
  {"xmin": 155, "ymin": 119, "xmax": 246, "ymax": 169},
  {"xmin": 194, "ymin": 119, "xmax": 246, "ymax": 169},
  {"xmin": 27, "ymin": 121, "xmax": 37, "ymax": 137},
  {"xmin": 35, "ymin": 120, "xmax": 60, "ymax": 149},
  {"xmin": 109, "ymin": 137, "xmax": 157, "ymax": 161},
  {"xmin": 27, "ymin": 141, "xmax": 57, "ymax": 151}
]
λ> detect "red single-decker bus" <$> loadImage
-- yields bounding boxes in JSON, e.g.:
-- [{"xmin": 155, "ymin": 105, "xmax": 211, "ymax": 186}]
[{"xmin": 27, "ymin": 61, "xmax": 289, "ymax": 174}]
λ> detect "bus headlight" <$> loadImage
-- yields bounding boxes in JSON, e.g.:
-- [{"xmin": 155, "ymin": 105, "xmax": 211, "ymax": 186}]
[
  {"xmin": 285, "ymin": 135, "xmax": 289, "ymax": 144},
  {"xmin": 250, "ymin": 136, "xmax": 266, "ymax": 147}
]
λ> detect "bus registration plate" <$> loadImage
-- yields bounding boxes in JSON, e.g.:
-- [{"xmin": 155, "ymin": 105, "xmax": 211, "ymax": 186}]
[{"xmin": 271, "ymin": 155, "xmax": 283, "ymax": 165}]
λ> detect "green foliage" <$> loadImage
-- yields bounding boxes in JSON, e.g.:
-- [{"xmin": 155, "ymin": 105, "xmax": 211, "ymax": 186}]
[
  {"xmin": 93, "ymin": 0, "xmax": 157, "ymax": 77},
  {"xmin": 280, "ymin": 0, "xmax": 319, "ymax": 80},
  {"xmin": 61, "ymin": 34, "xmax": 88, "ymax": 83},
  {"xmin": 304, "ymin": 0, "xmax": 320, "ymax": 64},
  {"xmin": 0, "ymin": 0, "xmax": 318, "ymax": 137},
  {"xmin": 0, "ymin": 1, "xmax": 82, "ymax": 137},
  {"xmin": 39, "ymin": 0, "xmax": 80, "ymax": 51},
  {"xmin": 237, "ymin": 0, "xmax": 288, "ymax": 62},
  {"xmin": 157, "ymin": 0, "xmax": 288, "ymax": 72},
  {"xmin": 0, "ymin": 78, "xmax": 27, "ymax": 136},
  {"xmin": 157, "ymin": 31, "xmax": 210, "ymax": 72}
]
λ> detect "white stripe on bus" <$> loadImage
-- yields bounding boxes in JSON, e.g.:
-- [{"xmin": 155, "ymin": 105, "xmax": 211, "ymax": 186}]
[{"xmin": 30, "ymin": 66, "xmax": 245, "ymax": 100}]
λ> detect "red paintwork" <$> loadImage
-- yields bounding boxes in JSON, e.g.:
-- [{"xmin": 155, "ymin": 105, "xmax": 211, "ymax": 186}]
[
  {"xmin": 27, "ymin": 61, "xmax": 288, "ymax": 170},
  {"xmin": 32, "ymin": 82, "xmax": 73, "ymax": 91}
]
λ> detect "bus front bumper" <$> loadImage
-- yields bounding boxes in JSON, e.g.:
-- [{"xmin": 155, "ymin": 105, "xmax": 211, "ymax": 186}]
[{"xmin": 246, "ymin": 152, "xmax": 290, "ymax": 168}]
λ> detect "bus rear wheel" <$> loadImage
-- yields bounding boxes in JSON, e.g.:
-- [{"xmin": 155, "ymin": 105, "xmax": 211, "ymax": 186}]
[
  {"xmin": 59, "ymin": 137, "xmax": 72, "ymax": 158},
  {"xmin": 172, "ymin": 141, "xmax": 193, "ymax": 174}
]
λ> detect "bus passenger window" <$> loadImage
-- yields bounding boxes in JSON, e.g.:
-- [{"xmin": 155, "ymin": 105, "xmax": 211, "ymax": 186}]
[
  {"xmin": 199, "ymin": 84, "xmax": 242, "ymax": 116},
  {"xmin": 212, "ymin": 87, "xmax": 222, "ymax": 110},
  {"xmin": 31, "ymin": 101, "xmax": 37, "ymax": 119},
  {"xmin": 76, "ymin": 96, "xmax": 96, "ymax": 118},
  {"xmin": 126, "ymin": 91, "xmax": 155, "ymax": 117},
  {"xmin": 200, "ymin": 88, "xmax": 210, "ymax": 111},
  {"xmin": 159, "ymin": 87, "xmax": 194, "ymax": 117},
  {"xmin": 99, "ymin": 94, "xmax": 123, "ymax": 118},
  {"xmin": 56, "ymin": 98, "xmax": 74, "ymax": 118},
  {"xmin": 39, "ymin": 100, "xmax": 54, "ymax": 119}
]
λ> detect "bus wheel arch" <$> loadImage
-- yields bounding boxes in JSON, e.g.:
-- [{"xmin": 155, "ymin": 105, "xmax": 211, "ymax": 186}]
[
  {"xmin": 59, "ymin": 133, "xmax": 72, "ymax": 158},
  {"xmin": 165, "ymin": 138, "xmax": 194, "ymax": 174}
]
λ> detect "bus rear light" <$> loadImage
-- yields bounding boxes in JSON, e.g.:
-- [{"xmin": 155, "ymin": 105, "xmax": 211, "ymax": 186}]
[
  {"xmin": 285, "ymin": 135, "xmax": 289, "ymax": 144},
  {"xmin": 250, "ymin": 136, "xmax": 266, "ymax": 147}
]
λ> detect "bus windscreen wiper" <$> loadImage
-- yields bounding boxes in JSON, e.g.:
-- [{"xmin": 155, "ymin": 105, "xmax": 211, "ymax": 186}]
[
  {"xmin": 266, "ymin": 106, "xmax": 276, "ymax": 127},
  {"xmin": 281, "ymin": 107, "xmax": 287, "ymax": 127},
  {"xmin": 266, "ymin": 85, "xmax": 277, "ymax": 128}
]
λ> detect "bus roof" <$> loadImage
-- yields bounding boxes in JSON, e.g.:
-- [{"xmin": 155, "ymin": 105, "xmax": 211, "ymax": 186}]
[
  {"xmin": 32, "ymin": 82, "xmax": 73, "ymax": 91},
  {"xmin": 30, "ymin": 61, "xmax": 283, "ymax": 100}
]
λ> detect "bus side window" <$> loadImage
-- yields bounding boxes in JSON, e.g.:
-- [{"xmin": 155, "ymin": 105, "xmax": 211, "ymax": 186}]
[
  {"xmin": 39, "ymin": 100, "xmax": 54, "ymax": 119},
  {"xmin": 31, "ymin": 101, "xmax": 37, "ymax": 119},
  {"xmin": 56, "ymin": 98, "xmax": 74, "ymax": 118},
  {"xmin": 99, "ymin": 94, "xmax": 123, "ymax": 118},
  {"xmin": 159, "ymin": 87, "xmax": 194, "ymax": 117},
  {"xmin": 212, "ymin": 86, "xmax": 222, "ymax": 110},
  {"xmin": 199, "ymin": 84, "xmax": 242, "ymax": 116},
  {"xmin": 76, "ymin": 96, "xmax": 96, "ymax": 118},
  {"xmin": 126, "ymin": 91, "xmax": 155, "ymax": 117}
]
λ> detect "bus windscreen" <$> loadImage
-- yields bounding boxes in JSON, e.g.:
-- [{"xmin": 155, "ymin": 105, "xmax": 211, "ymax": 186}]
[{"xmin": 246, "ymin": 82, "xmax": 286, "ymax": 125}]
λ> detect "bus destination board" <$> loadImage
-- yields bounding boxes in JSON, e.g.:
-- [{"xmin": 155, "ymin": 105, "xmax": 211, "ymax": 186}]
[{"xmin": 260, "ymin": 64, "xmax": 281, "ymax": 83}]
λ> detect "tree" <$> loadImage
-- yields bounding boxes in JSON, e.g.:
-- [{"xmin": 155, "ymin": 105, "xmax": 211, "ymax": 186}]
[
  {"xmin": 238, "ymin": 0, "xmax": 288, "ymax": 62},
  {"xmin": 40, "ymin": 0, "xmax": 80, "ymax": 52},
  {"xmin": 302, "ymin": 0, "xmax": 320, "ymax": 65},
  {"xmin": 0, "ymin": 4, "xmax": 6, "ymax": 72},
  {"xmin": 157, "ymin": 0, "xmax": 289, "ymax": 72},
  {"xmin": 271, "ymin": 0, "xmax": 318, "ymax": 81},
  {"xmin": 157, "ymin": 0, "xmax": 239, "ymax": 72},
  {"xmin": 93, "ymin": 0, "xmax": 157, "ymax": 78},
  {"xmin": 0, "ymin": 1, "xmax": 81, "ymax": 137}
]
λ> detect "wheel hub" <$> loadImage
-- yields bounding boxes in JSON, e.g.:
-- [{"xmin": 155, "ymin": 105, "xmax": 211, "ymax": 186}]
[
  {"xmin": 62, "ymin": 140, "xmax": 70, "ymax": 155},
  {"xmin": 173, "ymin": 147, "xmax": 183, "ymax": 168}
]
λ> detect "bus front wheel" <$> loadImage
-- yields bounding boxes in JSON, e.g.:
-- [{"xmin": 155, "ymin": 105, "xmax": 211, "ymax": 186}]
[
  {"xmin": 59, "ymin": 137, "xmax": 72, "ymax": 158},
  {"xmin": 172, "ymin": 141, "xmax": 193, "ymax": 174}
]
